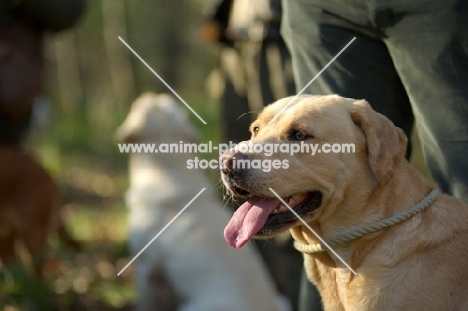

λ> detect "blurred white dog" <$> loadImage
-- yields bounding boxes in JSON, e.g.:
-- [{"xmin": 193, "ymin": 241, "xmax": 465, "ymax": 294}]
[{"xmin": 115, "ymin": 93, "xmax": 287, "ymax": 311}]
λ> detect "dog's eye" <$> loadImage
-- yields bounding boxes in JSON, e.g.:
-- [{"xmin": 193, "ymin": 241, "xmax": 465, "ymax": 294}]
[
  {"xmin": 293, "ymin": 130, "xmax": 307, "ymax": 140},
  {"xmin": 253, "ymin": 127, "xmax": 259, "ymax": 135}
]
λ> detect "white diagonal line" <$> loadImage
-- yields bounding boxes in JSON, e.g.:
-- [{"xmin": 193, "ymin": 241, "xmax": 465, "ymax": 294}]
[
  {"xmin": 118, "ymin": 36, "xmax": 207, "ymax": 125},
  {"xmin": 268, "ymin": 37, "xmax": 356, "ymax": 124},
  {"xmin": 117, "ymin": 188, "xmax": 206, "ymax": 276},
  {"xmin": 268, "ymin": 188, "xmax": 357, "ymax": 275}
]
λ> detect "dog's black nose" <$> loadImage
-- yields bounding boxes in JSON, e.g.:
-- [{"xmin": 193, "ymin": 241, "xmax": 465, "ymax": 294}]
[{"xmin": 219, "ymin": 150, "xmax": 247, "ymax": 174}]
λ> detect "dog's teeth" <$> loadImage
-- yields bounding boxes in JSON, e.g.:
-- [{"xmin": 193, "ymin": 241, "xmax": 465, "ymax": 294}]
[
  {"xmin": 286, "ymin": 193, "xmax": 305, "ymax": 207},
  {"xmin": 292, "ymin": 193, "xmax": 302, "ymax": 200}
]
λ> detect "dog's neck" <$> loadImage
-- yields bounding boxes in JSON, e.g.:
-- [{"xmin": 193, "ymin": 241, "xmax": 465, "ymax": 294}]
[
  {"xmin": 294, "ymin": 159, "xmax": 437, "ymax": 265},
  {"xmin": 294, "ymin": 188, "xmax": 439, "ymax": 254}
]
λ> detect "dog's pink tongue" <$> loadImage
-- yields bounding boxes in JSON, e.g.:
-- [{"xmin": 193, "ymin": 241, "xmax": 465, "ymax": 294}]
[{"xmin": 224, "ymin": 197, "xmax": 280, "ymax": 248}]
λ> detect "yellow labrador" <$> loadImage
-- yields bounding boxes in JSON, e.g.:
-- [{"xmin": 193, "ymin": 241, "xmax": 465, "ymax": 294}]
[{"xmin": 220, "ymin": 95, "xmax": 468, "ymax": 310}]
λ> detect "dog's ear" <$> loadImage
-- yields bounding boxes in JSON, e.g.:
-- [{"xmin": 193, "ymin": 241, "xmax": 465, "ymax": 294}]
[
  {"xmin": 114, "ymin": 94, "xmax": 153, "ymax": 143},
  {"xmin": 114, "ymin": 122, "xmax": 142, "ymax": 143},
  {"xmin": 350, "ymin": 100, "xmax": 407, "ymax": 185}
]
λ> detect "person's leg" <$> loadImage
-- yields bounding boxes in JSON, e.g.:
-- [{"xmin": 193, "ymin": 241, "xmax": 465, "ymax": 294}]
[
  {"xmin": 298, "ymin": 269, "xmax": 322, "ymax": 310},
  {"xmin": 383, "ymin": 0, "xmax": 468, "ymax": 203},
  {"xmin": 281, "ymin": 0, "xmax": 414, "ymax": 140},
  {"xmin": 219, "ymin": 47, "xmax": 252, "ymax": 143}
]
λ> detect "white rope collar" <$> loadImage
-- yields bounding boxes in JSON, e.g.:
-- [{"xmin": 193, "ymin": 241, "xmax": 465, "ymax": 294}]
[{"xmin": 294, "ymin": 188, "xmax": 440, "ymax": 254}]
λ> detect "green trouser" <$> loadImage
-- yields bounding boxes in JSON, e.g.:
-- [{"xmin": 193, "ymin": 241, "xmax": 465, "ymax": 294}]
[{"xmin": 281, "ymin": 0, "xmax": 468, "ymax": 309}]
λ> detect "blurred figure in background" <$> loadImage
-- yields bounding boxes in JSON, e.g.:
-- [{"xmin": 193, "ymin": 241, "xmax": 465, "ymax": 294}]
[
  {"xmin": 0, "ymin": 0, "xmax": 85, "ymax": 145},
  {"xmin": 0, "ymin": 0, "xmax": 84, "ymax": 276},
  {"xmin": 203, "ymin": 1, "xmax": 303, "ymax": 310},
  {"xmin": 204, "ymin": 0, "xmax": 295, "ymax": 142}
]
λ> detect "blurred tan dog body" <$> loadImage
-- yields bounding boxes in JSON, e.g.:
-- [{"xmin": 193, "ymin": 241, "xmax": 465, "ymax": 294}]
[
  {"xmin": 116, "ymin": 93, "xmax": 285, "ymax": 311},
  {"xmin": 221, "ymin": 95, "xmax": 468, "ymax": 310},
  {"xmin": 0, "ymin": 145, "xmax": 68, "ymax": 269}
]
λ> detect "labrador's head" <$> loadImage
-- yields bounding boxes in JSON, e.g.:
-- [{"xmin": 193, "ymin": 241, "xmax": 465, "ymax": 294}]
[
  {"xmin": 115, "ymin": 92, "xmax": 200, "ymax": 144},
  {"xmin": 220, "ymin": 95, "xmax": 407, "ymax": 248}
]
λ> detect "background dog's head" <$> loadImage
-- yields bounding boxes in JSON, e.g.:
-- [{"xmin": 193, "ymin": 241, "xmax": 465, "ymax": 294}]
[{"xmin": 115, "ymin": 92, "xmax": 200, "ymax": 144}]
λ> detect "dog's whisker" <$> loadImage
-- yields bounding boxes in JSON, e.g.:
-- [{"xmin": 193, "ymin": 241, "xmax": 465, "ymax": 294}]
[{"xmin": 236, "ymin": 111, "xmax": 260, "ymax": 123}]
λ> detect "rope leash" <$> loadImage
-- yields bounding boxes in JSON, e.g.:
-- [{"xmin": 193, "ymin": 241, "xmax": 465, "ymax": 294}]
[{"xmin": 294, "ymin": 189, "xmax": 440, "ymax": 254}]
